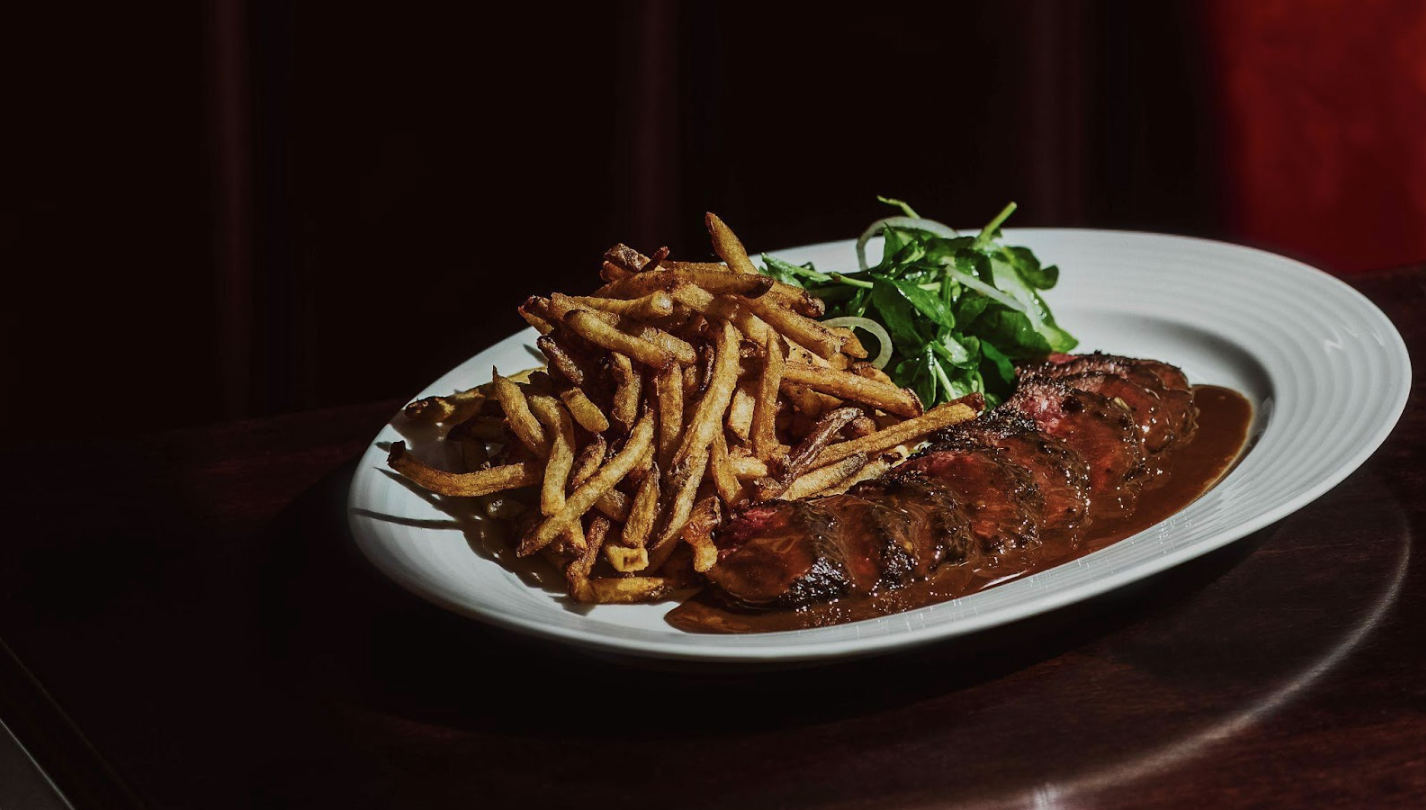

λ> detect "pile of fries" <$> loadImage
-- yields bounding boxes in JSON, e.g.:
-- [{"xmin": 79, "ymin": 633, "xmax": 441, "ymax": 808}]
[{"xmin": 388, "ymin": 214, "xmax": 980, "ymax": 604}]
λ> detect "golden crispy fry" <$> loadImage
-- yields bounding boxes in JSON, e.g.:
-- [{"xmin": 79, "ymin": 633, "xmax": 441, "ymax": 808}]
[
  {"xmin": 403, "ymin": 387, "xmax": 486, "ymax": 424},
  {"xmin": 609, "ymin": 352, "xmax": 642, "ymax": 432},
  {"xmin": 726, "ymin": 382, "xmax": 756, "ymax": 442},
  {"xmin": 654, "ymin": 363, "xmax": 683, "ymax": 471},
  {"xmin": 812, "ymin": 399, "xmax": 980, "ymax": 468},
  {"xmin": 528, "ymin": 396, "xmax": 576, "ymax": 517},
  {"xmin": 491, "ymin": 369, "xmax": 550, "ymax": 456},
  {"xmin": 780, "ymin": 451, "xmax": 868, "ymax": 501},
  {"xmin": 779, "ymin": 381, "xmax": 829, "ymax": 420},
  {"xmin": 519, "ymin": 410, "xmax": 654, "ymax": 556},
  {"xmin": 537, "ymin": 335, "xmax": 587, "ymax": 387},
  {"xmin": 564, "ymin": 309, "xmax": 672, "ymax": 369},
  {"xmin": 594, "ymin": 488, "xmax": 631, "ymax": 522},
  {"xmin": 782, "ymin": 406, "xmax": 862, "ymax": 483},
  {"xmin": 571, "ymin": 290, "xmax": 676, "ymax": 320},
  {"xmin": 740, "ymin": 296, "xmax": 844, "ymax": 359},
  {"xmin": 704, "ymin": 212, "xmax": 761, "ymax": 275},
  {"xmin": 634, "ymin": 325, "xmax": 698, "ymax": 366},
  {"xmin": 603, "ymin": 243, "xmax": 651, "ymax": 271},
  {"xmin": 594, "ymin": 268, "xmax": 773, "ymax": 300},
  {"xmin": 832, "ymin": 327, "xmax": 869, "ymax": 359},
  {"xmin": 604, "ymin": 545, "xmax": 650, "ymax": 574},
  {"xmin": 388, "ymin": 443, "xmax": 541, "ymax": 497},
  {"xmin": 851, "ymin": 361, "xmax": 895, "ymax": 384},
  {"xmin": 682, "ymin": 494, "xmax": 723, "ymax": 573},
  {"xmin": 622, "ymin": 459, "xmax": 661, "ymax": 551},
  {"xmin": 655, "ymin": 321, "xmax": 741, "ymax": 549},
  {"xmin": 569, "ymin": 434, "xmax": 607, "ymax": 489},
  {"xmin": 708, "ymin": 430, "xmax": 743, "ymax": 507},
  {"xmin": 781, "ymin": 361, "xmax": 922, "ymax": 417},
  {"xmin": 729, "ymin": 454, "xmax": 770, "ymax": 480},
  {"xmin": 570, "ymin": 576, "xmax": 672, "ymax": 604},
  {"xmin": 559, "ymin": 387, "xmax": 610, "ymax": 434},
  {"xmin": 751, "ymin": 331, "xmax": 785, "ymax": 459},
  {"xmin": 570, "ymin": 514, "xmax": 613, "ymax": 582}
]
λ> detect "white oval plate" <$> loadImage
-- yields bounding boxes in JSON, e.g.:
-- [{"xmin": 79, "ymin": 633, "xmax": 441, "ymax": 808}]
[{"xmin": 347, "ymin": 229, "xmax": 1411, "ymax": 663}]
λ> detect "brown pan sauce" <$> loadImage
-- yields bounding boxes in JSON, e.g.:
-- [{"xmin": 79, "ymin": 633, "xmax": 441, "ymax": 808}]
[{"xmin": 666, "ymin": 385, "xmax": 1253, "ymax": 634}]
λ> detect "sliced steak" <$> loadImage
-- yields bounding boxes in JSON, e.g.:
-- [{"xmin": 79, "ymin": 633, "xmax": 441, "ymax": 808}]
[
  {"xmin": 1029, "ymin": 352, "xmax": 1197, "ymax": 451},
  {"xmin": 1004, "ymin": 379, "xmax": 1147, "ymax": 520},
  {"xmin": 931, "ymin": 409, "xmax": 1092, "ymax": 537},
  {"xmin": 849, "ymin": 476, "xmax": 977, "ymax": 578},
  {"xmin": 892, "ymin": 443, "xmax": 1043, "ymax": 558},
  {"xmin": 707, "ymin": 501, "xmax": 846, "ymax": 609}
]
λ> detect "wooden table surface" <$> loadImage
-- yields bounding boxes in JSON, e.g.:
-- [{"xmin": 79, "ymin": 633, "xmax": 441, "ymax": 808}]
[{"xmin": 2, "ymin": 266, "xmax": 1422, "ymax": 810}]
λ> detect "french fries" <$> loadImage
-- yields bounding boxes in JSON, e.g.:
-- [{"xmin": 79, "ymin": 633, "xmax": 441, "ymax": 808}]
[{"xmin": 387, "ymin": 213, "xmax": 983, "ymax": 604}]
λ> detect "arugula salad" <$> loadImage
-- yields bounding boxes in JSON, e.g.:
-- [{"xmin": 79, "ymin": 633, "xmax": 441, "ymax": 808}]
[{"xmin": 759, "ymin": 199, "xmax": 1077, "ymax": 407}]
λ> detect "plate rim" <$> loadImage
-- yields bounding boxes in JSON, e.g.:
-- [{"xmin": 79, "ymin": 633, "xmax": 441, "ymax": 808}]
[{"xmin": 346, "ymin": 227, "xmax": 1413, "ymax": 663}]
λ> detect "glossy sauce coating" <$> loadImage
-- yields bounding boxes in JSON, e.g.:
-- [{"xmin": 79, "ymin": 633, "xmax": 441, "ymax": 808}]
[{"xmin": 666, "ymin": 385, "xmax": 1253, "ymax": 634}]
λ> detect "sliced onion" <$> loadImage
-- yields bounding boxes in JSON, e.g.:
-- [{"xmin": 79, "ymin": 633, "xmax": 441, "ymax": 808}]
[
  {"xmin": 823, "ymin": 316, "xmax": 894, "ymax": 369},
  {"xmin": 855, "ymin": 216, "xmax": 960, "ymax": 271}
]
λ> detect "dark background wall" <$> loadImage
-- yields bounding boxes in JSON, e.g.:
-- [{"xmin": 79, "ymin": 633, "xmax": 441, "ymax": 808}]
[{"xmin": 8, "ymin": 1, "xmax": 1423, "ymax": 434}]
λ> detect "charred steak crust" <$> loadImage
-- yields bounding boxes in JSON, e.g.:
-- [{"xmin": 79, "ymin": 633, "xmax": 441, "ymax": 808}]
[{"xmin": 705, "ymin": 354, "xmax": 1195, "ymax": 612}]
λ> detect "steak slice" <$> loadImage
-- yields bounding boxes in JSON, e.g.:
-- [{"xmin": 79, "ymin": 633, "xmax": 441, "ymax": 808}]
[
  {"xmin": 931, "ymin": 409, "xmax": 1092, "ymax": 538},
  {"xmin": 892, "ymin": 442, "xmax": 1044, "ymax": 558},
  {"xmin": 1004, "ymin": 379, "xmax": 1147, "ymax": 520},
  {"xmin": 1030, "ymin": 353, "xmax": 1197, "ymax": 451},
  {"xmin": 706, "ymin": 501, "xmax": 846, "ymax": 609},
  {"xmin": 849, "ymin": 476, "xmax": 977, "ymax": 578}
]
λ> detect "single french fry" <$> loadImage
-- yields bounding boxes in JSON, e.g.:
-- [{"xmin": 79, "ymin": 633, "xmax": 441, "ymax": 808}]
[
  {"xmin": 609, "ymin": 352, "xmax": 643, "ymax": 432},
  {"xmin": 594, "ymin": 488, "xmax": 631, "ymax": 523},
  {"xmin": 491, "ymin": 369, "xmax": 550, "ymax": 456},
  {"xmin": 729, "ymin": 454, "xmax": 770, "ymax": 480},
  {"xmin": 537, "ymin": 336, "xmax": 586, "ymax": 387},
  {"xmin": 726, "ymin": 382, "xmax": 756, "ymax": 442},
  {"xmin": 831, "ymin": 327, "xmax": 868, "ymax": 359},
  {"xmin": 571, "ymin": 291, "xmax": 675, "ymax": 320},
  {"xmin": 564, "ymin": 309, "xmax": 672, "ymax": 369},
  {"xmin": 528, "ymin": 396, "xmax": 576, "ymax": 517},
  {"xmin": 621, "ymin": 460, "xmax": 661, "ymax": 554},
  {"xmin": 781, "ymin": 361, "xmax": 922, "ymax": 417},
  {"xmin": 654, "ymin": 363, "xmax": 683, "ymax": 471},
  {"xmin": 559, "ymin": 387, "xmax": 610, "ymax": 434},
  {"xmin": 752, "ymin": 332, "xmax": 785, "ymax": 459},
  {"xmin": 403, "ymin": 387, "xmax": 486, "ymax": 424},
  {"xmin": 851, "ymin": 361, "xmax": 895, "ymax": 385},
  {"xmin": 388, "ymin": 443, "xmax": 541, "ymax": 497},
  {"xmin": 569, "ymin": 434, "xmax": 607, "ymax": 489},
  {"xmin": 708, "ymin": 430, "xmax": 743, "ymax": 507},
  {"xmin": 571, "ymin": 576, "xmax": 672, "ymax": 604},
  {"xmin": 682, "ymin": 494, "xmax": 723, "ymax": 573},
  {"xmin": 704, "ymin": 212, "xmax": 761, "ymax": 275},
  {"xmin": 604, "ymin": 243, "xmax": 651, "ymax": 270},
  {"xmin": 604, "ymin": 544, "xmax": 650, "ymax": 574},
  {"xmin": 594, "ymin": 268, "xmax": 773, "ymax": 300},
  {"xmin": 812, "ymin": 399, "xmax": 980, "ymax": 468},
  {"xmin": 780, "ymin": 452, "xmax": 868, "ymax": 501},
  {"xmin": 519, "ymin": 410, "xmax": 654, "ymax": 556}
]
